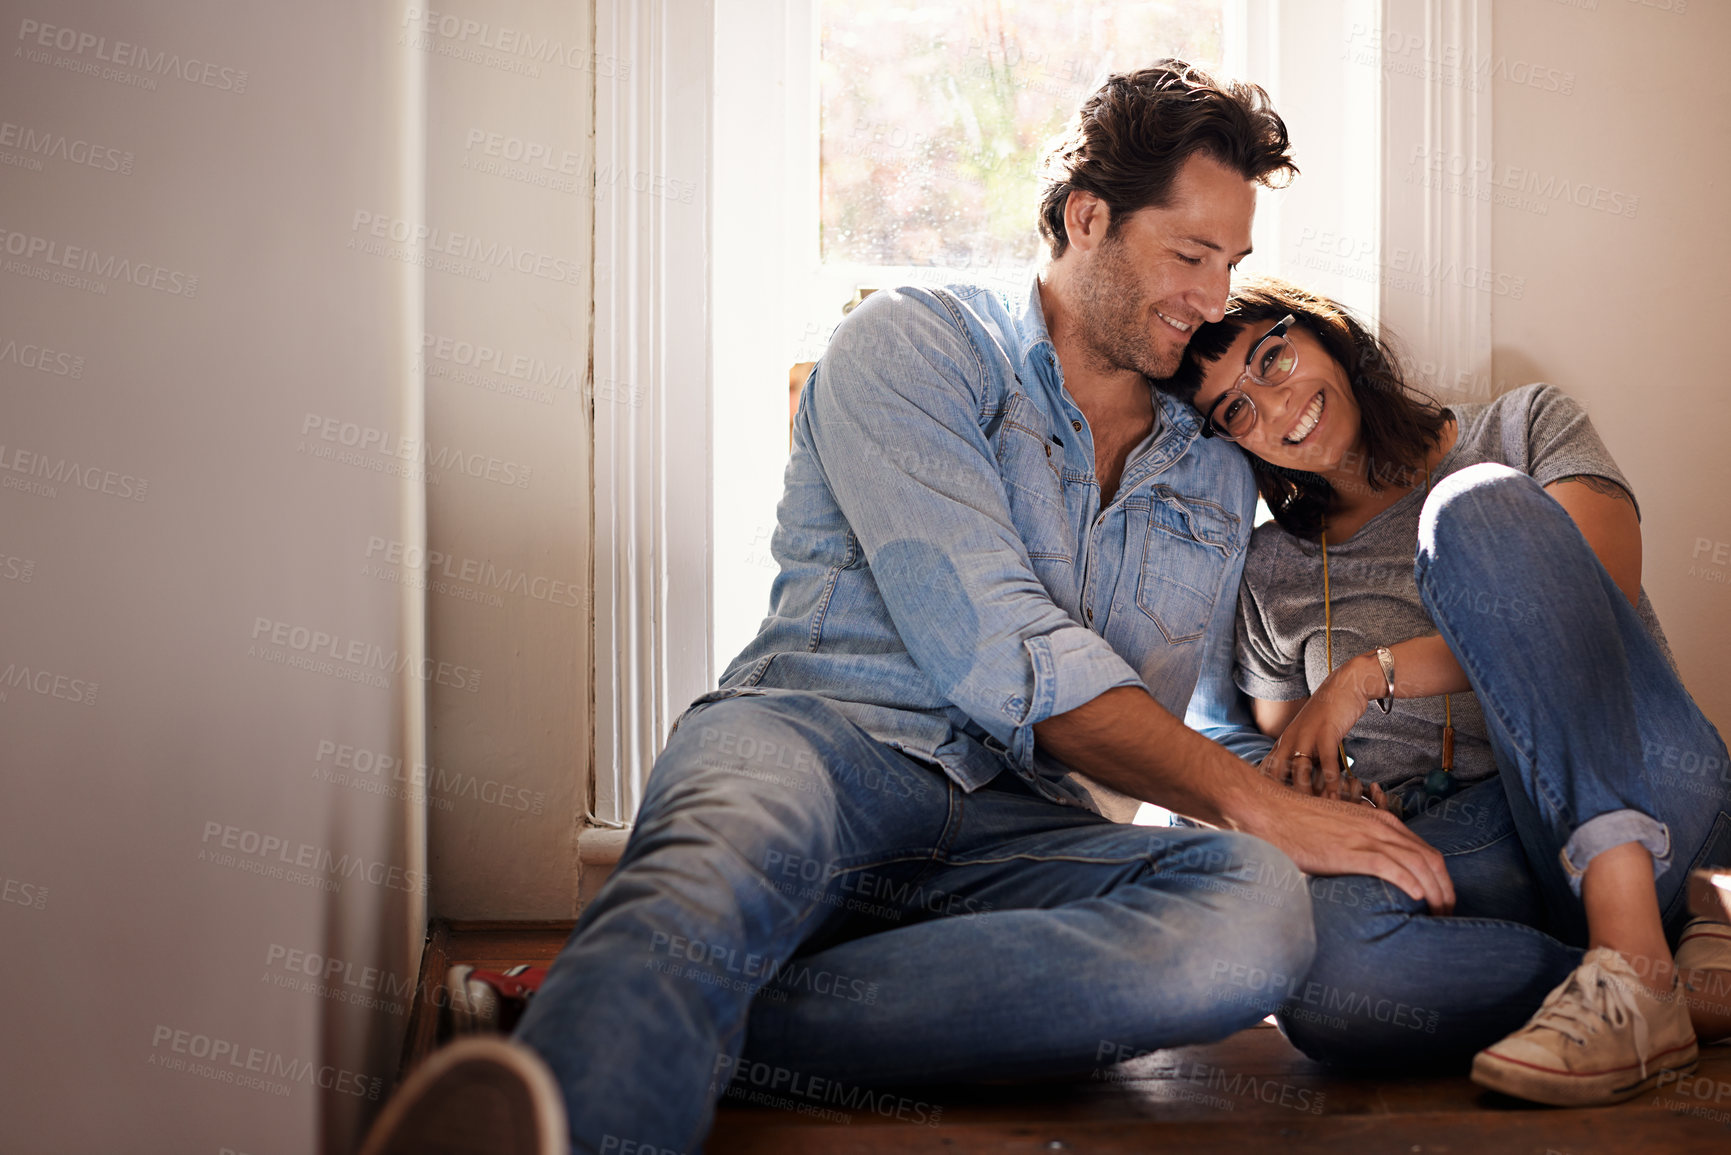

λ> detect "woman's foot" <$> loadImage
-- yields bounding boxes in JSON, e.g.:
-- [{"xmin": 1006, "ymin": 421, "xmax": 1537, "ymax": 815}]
[
  {"xmin": 1470, "ymin": 947, "xmax": 1697, "ymax": 1106},
  {"xmin": 1677, "ymin": 917, "xmax": 1731, "ymax": 1044}
]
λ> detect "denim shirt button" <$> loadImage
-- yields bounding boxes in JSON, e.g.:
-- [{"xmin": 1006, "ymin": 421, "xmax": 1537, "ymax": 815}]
[{"xmin": 1071, "ymin": 420, "xmax": 1082, "ymax": 432}]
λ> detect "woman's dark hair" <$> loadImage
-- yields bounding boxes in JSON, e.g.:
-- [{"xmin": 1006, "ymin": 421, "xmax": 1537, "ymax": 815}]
[
  {"xmin": 1038, "ymin": 61, "xmax": 1297, "ymax": 258},
  {"xmin": 1158, "ymin": 277, "xmax": 1450, "ymax": 540}
]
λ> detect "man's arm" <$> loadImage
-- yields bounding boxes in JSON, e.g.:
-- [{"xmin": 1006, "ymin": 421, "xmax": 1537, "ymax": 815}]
[
  {"xmin": 1035, "ymin": 687, "xmax": 1455, "ymax": 912},
  {"xmin": 803, "ymin": 289, "xmax": 1148, "ymax": 771}
]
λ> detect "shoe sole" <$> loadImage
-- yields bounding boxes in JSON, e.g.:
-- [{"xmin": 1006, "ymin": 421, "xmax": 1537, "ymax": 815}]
[
  {"xmin": 1470, "ymin": 1039, "xmax": 1699, "ymax": 1107},
  {"xmin": 358, "ymin": 1036, "xmax": 567, "ymax": 1155},
  {"xmin": 1677, "ymin": 922, "xmax": 1731, "ymax": 1045}
]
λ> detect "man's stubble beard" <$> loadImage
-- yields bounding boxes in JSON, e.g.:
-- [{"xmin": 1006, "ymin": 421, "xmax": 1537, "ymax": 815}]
[{"xmin": 1073, "ymin": 233, "xmax": 1186, "ymax": 382}]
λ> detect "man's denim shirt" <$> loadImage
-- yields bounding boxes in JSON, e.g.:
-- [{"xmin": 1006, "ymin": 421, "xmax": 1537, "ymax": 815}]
[{"xmin": 715, "ymin": 278, "xmax": 1273, "ymax": 812}]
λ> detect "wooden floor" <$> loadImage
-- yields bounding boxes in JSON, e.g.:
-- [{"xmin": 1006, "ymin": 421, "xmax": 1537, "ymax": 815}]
[{"xmin": 403, "ymin": 921, "xmax": 1731, "ymax": 1154}]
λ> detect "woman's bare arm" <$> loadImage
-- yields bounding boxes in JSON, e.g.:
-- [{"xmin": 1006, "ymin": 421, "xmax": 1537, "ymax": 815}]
[
  {"xmin": 1546, "ymin": 475, "xmax": 1642, "ymax": 606},
  {"xmin": 1252, "ymin": 696, "xmax": 1306, "ymax": 738}
]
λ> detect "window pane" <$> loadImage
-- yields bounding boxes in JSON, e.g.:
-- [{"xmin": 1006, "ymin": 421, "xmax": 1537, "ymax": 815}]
[{"xmin": 820, "ymin": 1, "xmax": 1226, "ymax": 269}]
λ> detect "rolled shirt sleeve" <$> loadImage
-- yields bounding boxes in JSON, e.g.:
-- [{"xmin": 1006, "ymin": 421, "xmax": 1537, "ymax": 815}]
[{"xmin": 802, "ymin": 288, "xmax": 1145, "ymax": 770}]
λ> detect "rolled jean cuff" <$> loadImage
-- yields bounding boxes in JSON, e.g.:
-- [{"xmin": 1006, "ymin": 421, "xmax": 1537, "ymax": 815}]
[{"xmin": 1558, "ymin": 810, "xmax": 1671, "ymax": 896}]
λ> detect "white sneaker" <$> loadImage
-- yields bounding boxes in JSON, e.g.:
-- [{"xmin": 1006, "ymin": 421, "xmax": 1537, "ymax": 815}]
[
  {"xmin": 358, "ymin": 1036, "xmax": 568, "ymax": 1155},
  {"xmin": 1471, "ymin": 947, "xmax": 1697, "ymax": 1106},
  {"xmin": 1677, "ymin": 917, "xmax": 1731, "ymax": 1045}
]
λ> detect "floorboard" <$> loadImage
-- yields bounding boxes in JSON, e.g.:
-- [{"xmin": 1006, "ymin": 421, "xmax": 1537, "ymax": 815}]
[{"xmin": 398, "ymin": 920, "xmax": 1731, "ymax": 1153}]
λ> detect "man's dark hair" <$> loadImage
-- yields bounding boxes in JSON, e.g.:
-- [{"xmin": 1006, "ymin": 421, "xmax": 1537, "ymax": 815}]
[
  {"xmin": 1158, "ymin": 276, "xmax": 1451, "ymax": 540},
  {"xmin": 1037, "ymin": 60, "xmax": 1297, "ymax": 258}
]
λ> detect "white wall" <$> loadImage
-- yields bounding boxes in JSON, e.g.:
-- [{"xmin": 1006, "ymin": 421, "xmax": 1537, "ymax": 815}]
[
  {"xmin": 1, "ymin": 0, "xmax": 594, "ymax": 1150},
  {"xmin": 417, "ymin": 0, "xmax": 594, "ymax": 919},
  {"xmin": 1487, "ymin": 0, "xmax": 1729, "ymax": 734}
]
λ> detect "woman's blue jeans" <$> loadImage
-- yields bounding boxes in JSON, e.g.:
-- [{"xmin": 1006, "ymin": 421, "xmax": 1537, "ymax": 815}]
[
  {"xmin": 1275, "ymin": 464, "xmax": 1731, "ymax": 1068},
  {"xmin": 514, "ymin": 690, "xmax": 1315, "ymax": 1153}
]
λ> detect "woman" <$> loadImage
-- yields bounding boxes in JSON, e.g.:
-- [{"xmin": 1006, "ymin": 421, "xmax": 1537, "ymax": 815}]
[{"xmin": 1159, "ymin": 277, "xmax": 1731, "ymax": 1106}]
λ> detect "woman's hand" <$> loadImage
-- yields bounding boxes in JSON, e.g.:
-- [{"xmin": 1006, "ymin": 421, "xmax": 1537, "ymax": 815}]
[
  {"xmin": 1261, "ymin": 651, "xmax": 1387, "ymax": 805},
  {"xmin": 1260, "ymin": 746, "xmax": 1390, "ymax": 808}
]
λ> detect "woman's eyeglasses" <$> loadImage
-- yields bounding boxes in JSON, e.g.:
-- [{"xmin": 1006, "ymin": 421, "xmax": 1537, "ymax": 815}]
[{"xmin": 1198, "ymin": 314, "xmax": 1300, "ymax": 441}]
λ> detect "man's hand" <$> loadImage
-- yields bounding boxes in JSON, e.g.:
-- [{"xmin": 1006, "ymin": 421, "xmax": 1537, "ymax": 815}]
[{"xmin": 1235, "ymin": 774, "xmax": 1453, "ymax": 914}]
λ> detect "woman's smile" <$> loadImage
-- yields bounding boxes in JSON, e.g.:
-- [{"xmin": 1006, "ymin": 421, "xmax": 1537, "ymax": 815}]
[{"xmin": 1283, "ymin": 391, "xmax": 1326, "ymax": 446}]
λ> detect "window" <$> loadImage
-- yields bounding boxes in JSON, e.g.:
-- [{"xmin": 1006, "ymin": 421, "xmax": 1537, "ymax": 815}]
[
  {"xmin": 820, "ymin": 2, "xmax": 1227, "ymax": 271},
  {"xmin": 600, "ymin": 0, "xmax": 1486, "ymax": 834},
  {"xmin": 714, "ymin": 1, "xmax": 1257, "ymax": 669}
]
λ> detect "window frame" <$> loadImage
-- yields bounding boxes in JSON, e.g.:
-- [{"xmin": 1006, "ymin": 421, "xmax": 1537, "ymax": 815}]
[{"xmin": 586, "ymin": 0, "xmax": 1492, "ymax": 845}]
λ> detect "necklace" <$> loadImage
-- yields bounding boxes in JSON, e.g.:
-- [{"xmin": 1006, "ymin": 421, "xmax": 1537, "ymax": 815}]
[{"xmin": 1320, "ymin": 467, "xmax": 1455, "ymax": 808}]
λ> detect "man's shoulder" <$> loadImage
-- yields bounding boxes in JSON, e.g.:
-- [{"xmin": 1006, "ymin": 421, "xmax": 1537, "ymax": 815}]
[
  {"xmin": 838, "ymin": 281, "xmax": 1020, "ymax": 343},
  {"xmin": 824, "ymin": 281, "xmax": 1029, "ymax": 395}
]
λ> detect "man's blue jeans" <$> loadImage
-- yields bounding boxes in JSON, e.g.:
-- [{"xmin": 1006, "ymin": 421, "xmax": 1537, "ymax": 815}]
[
  {"xmin": 1275, "ymin": 464, "xmax": 1731, "ymax": 1068},
  {"xmin": 514, "ymin": 690, "xmax": 1314, "ymax": 1154}
]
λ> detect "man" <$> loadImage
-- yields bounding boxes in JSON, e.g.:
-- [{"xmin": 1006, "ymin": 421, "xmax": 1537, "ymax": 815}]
[{"xmin": 362, "ymin": 61, "xmax": 1450, "ymax": 1155}]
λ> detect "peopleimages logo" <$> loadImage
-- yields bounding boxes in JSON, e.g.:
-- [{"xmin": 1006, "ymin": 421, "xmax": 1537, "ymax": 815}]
[
  {"xmin": 0, "ymin": 225, "xmax": 198, "ymax": 296},
  {"xmin": 364, "ymin": 537, "xmax": 584, "ymax": 609},
  {"xmin": 313, "ymin": 739, "xmax": 548, "ymax": 816},
  {"xmin": 199, "ymin": 820, "xmax": 430, "ymax": 897},
  {"xmin": 401, "ymin": 9, "xmax": 630, "ymax": 78},
  {"xmin": 349, "ymin": 211, "xmax": 582, "ymax": 286},
  {"xmin": 148, "ymin": 1024, "xmax": 381, "ymax": 1099},
  {"xmin": 248, "ymin": 616, "xmax": 483, "ymax": 693},
  {"xmin": 0, "ymin": 120, "xmax": 134, "ymax": 173},
  {"xmin": 16, "ymin": 19, "xmax": 249, "ymax": 92},
  {"xmin": 419, "ymin": 329, "xmax": 582, "ymax": 398},
  {"xmin": 0, "ymin": 442, "xmax": 149, "ymax": 500},
  {"xmin": 0, "ymin": 659, "xmax": 98, "ymax": 706},
  {"xmin": 299, "ymin": 413, "xmax": 533, "ymax": 489},
  {"xmin": 263, "ymin": 943, "xmax": 418, "ymax": 1015},
  {"xmin": 0, "ymin": 336, "xmax": 84, "ymax": 378},
  {"xmin": 2, "ymin": 868, "xmax": 48, "ymax": 910},
  {"xmin": 1407, "ymin": 146, "xmax": 1640, "ymax": 219}
]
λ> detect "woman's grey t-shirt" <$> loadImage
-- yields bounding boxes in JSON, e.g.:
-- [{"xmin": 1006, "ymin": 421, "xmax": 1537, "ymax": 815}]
[{"xmin": 1235, "ymin": 383, "xmax": 1674, "ymax": 792}]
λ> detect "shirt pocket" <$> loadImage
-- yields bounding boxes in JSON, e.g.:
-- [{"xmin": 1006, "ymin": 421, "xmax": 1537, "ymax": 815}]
[
  {"xmin": 991, "ymin": 390, "xmax": 1076, "ymax": 571},
  {"xmin": 1133, "ymin": 485, "xmax": 1238, "ymax": 644}
]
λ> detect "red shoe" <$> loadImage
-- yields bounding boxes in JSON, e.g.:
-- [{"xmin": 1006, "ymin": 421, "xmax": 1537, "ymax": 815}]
[{"xmin": 445, "ymin": 964, "xmax": 548, "ymax": 1037}]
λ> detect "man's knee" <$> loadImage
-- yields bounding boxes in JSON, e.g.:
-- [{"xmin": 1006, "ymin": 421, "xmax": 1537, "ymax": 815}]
[
  {"xmin": 669, "ymin": 693, "xmax": 830, "ymax": 773},
  {"xmin": 658, "ymin": 692, "xmax": 936, "ymax": 808},
  {"xmin": 651, "ymin": 695, "xmax": 837, "ymax": 808},
  {"xmin": 633, "ymin": 696, "xmax": 841, "ymax": 849},
  {"xmin": 635, "ymin": 692, "xmax": 941, "ymax": 883}
]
